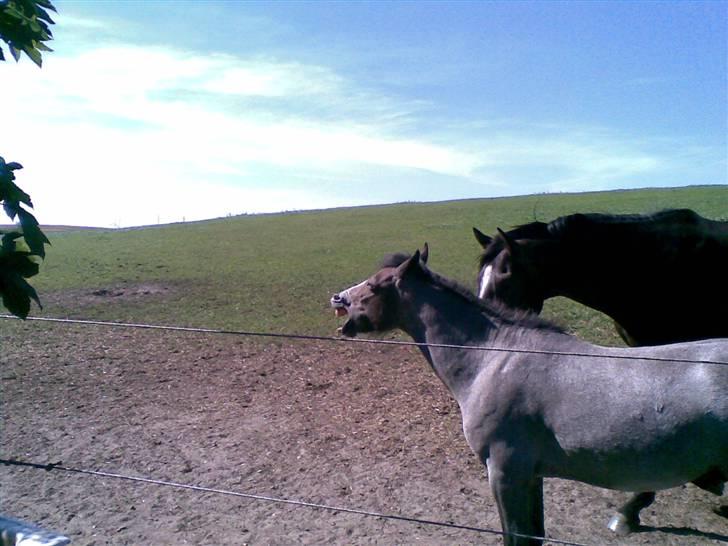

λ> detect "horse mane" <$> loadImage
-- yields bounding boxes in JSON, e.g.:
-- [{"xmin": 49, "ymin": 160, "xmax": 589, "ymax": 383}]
[
  {"xmin": 380, "ymin": 252, "xmax": 412, "ymax": 268},
  {"xmin": 382, "ymin": 252, "xmax": 563, "ymax": 333},
  {"xmin": 546, "ymin": 209, "xmax": 703, "ymax": 239},
  {"xmin": 486, "ymin": 209, "xmax": 706, "ymax": 244},
  {"xmin": 509, "ymin": 221, "xmax": 551, "ymax": 239},
  {"xmin": 427, "ymin": 268, "xmax": 564, "ymax": 333},
  {"xmin": 475, "ymin": 210, "xmax": 709, "ymax": 269}
]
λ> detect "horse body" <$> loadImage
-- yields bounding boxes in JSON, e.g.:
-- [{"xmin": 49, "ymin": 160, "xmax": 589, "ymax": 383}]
[
  {"xmin": 331, "ymin": 249, "xmax": 728, "ymax": 545},
  {"xmin": 467, "ymin": 340, "xmax": 724, "ymax": 486},
  {"xmin": 474, "ymin": 209, "xmax": 728, "ymax": 346},
  {"xmin": 432, "ymin": 306, "xmax": 727, "ymax": 493}
]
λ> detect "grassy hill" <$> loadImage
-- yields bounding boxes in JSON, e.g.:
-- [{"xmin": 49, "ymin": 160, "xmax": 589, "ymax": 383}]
[{"xmin": 21, "ymin": 185, "xmax": 728, "ymax": 346}]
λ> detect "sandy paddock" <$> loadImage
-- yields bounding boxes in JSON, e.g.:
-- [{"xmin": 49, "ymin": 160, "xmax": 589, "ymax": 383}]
[{"xmin": 2, "ymin": 320, "xmax": 727, "ymax": 545}]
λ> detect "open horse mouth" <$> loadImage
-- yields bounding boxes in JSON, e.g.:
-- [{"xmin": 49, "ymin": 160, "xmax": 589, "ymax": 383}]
[
  {"xmin": 330, "ymin": 294, "xmax": 348, "ymax": 317},
  {"xmin": 331, "ymin": 294, "xmax": 359, "ymax": 336}
]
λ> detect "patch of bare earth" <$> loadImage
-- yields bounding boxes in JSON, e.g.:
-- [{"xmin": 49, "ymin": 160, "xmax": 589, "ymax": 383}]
[
  {"xmin": 40, "ymin": 283, "xmax": 173, "ymax": 310},
  {"xmin": 1, "ymin": 322, "xmax": 726, "ymax": 545}
]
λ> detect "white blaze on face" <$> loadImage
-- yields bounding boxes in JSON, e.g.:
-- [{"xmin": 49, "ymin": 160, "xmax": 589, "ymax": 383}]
[
  {"xmin": 478, "ymin": 265, "xmax": 493, "ymax": 299},
  {"xmin": 333, "ymin": 279, "xmax": 368, "ymax": 316},
  {"xmin": 344, "ymin": 279, "xmax": 368, "ymax": 298}
]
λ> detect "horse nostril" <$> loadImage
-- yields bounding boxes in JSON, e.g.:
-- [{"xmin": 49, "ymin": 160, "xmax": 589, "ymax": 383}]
[{"xmin": 331, "ymin": 293, "xmax": 348, "ymax": 306}]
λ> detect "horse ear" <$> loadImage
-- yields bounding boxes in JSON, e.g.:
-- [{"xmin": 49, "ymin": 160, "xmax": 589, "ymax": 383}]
[
  {"xmin": 497, "ymin": 228, "xmax": 515, "ymax": 253},
  {"xmin": 397, "ymin": 249, "xmax": 423, "ymax": 278},
  {"xmin": 420, "ymin": 242, "xmax": 429, "ymax": 264},
  {"xmin": 473, "ymin": 227, "xmax": 492, "ymax": 249}
]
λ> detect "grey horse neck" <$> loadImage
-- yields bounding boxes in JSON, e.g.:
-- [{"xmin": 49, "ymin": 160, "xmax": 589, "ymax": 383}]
[
  {"xmin": 397, "ymin": 269, "xmax": 566, "ymax": 404},
  {"xmin": 398, "ymin": 267, "xmax": 727, "ymax": 419}
]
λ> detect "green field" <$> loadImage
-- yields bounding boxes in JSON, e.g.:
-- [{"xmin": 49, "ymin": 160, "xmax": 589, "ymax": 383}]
[{"xmin": 20, "ymin": 185, "xmax": 728, "ymax": 346}]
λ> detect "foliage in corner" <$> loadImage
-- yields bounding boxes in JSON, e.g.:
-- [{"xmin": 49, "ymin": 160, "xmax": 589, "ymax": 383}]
[
  {"xmin": 0, "ymin": 158, "xmax": 49, "ymax": 317},
  {"xmin": 1, "ymin": 0, "xmax": 55, "ymax": 317},
  {"xmin": 0, "ymin": 0, "xmax": 55, "ymax": 66}
]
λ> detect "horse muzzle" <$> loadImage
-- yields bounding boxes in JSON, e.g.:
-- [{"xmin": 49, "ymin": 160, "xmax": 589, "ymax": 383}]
[
  {"xmin": 330, "ymin": 293, "xmax": 349, "ymax": 317},
  {"xmin": 331, "ymin": 292, "xmax": 365, "ymax": 337}
]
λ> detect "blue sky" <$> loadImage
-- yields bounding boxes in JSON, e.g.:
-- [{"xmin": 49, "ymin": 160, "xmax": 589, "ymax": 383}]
[{"xmin": 1, "ymin": 0, "xmax": 725, "ymax": 227}]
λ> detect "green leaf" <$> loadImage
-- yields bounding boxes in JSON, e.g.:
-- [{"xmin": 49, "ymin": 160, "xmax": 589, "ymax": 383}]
[
  {"xmin": 0, "ymin": 270, "xmax": 41, "ymax": 318},
  {"xmin": 3, "ymin": 200, "xmax": 20, "ymax": 220},
  {"xmin": 2, "ymin": 4, "xmax": 24, "ymax": 20},
  {"xmin": 34, "ymin": 0, "xmax": 57, "ymax": 12},
  {"xmin": 17, "ymin": 207, "xmax": 49, "ymax": 257},
  {"xmin": 1, "ymin": 158, "xmax": 25, "ymax": 174},
  {"xmin": 0, "ymin": 178, "xmax": 33, "ymax": 208},
  {"xmin": 0, "ymin": 249, "xmax": 40, "ymax": 278},
  {"xmin": 0, "ymin": 238, "xmax": 43, "ymax": 318},
  {"xmin": 1, "ymin": 285, "xmax": 31, "ymax": 318},
  {"xmin": 0, "ymin": 0, "xmax": 56, "ymax": 65},
  {"xmin": 1, "ymin": 230, "xmax": 23, "ymax": 249},
  {"xmin": 35, "ymin": 8, "xmax": 54, "ymax": 25},
  {"xmin": 22, "ymin": 41, "xmax": 41, "ymax": 66}
]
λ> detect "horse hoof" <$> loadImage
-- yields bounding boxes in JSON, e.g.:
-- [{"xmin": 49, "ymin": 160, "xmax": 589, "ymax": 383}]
[{"xmin": 607, "ymin": 514, "xmax": 637, "ymax": 536}]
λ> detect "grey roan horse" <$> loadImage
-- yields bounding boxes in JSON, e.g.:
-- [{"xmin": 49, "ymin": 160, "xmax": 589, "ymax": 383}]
[{"xmin": 331, "ymin": 247, "xmax": 728, "ymax": 545}]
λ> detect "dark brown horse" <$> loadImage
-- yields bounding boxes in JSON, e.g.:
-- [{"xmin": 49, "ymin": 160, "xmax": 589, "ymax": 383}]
[{"xmin": 474, "ymin": 208, "xmax": 728, "ymax": 347}]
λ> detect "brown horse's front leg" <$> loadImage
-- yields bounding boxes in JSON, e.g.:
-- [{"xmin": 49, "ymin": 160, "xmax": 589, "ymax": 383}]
[
  {"xmin": 486, "ymin": 457, "xmax": 545, "ymax": 546},
  {"xmin": 607, "ymin": 491, "xmax": 656, "ymax": 535}
]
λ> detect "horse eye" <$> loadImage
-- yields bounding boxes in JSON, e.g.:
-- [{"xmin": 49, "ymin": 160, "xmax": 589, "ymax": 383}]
[{"xmin": 367, "ymin": 282, "xmax": 381, "ymax": 293}]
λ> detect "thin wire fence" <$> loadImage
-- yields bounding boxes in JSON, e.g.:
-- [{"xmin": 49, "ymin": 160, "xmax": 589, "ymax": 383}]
[
  {"xmin": 4, "ymin": 313, "xmax": 727, "ymax": 545},
  {"xmin": 3, "ymin": 315, "xmax": 728, "ymax": 367},
  {"xmin": 0, "ymin": 458, "xmax": 590, "ymax": 546}
]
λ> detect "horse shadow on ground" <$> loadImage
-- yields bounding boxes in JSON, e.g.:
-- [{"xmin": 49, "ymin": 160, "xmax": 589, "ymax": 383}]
[
  {"xmin": 639, "ymin": 507, "xmax": 728, "ymax": 544},
  {"xmin": 638, "ymin": 526, "xmax": 728, "ymax": 543}
]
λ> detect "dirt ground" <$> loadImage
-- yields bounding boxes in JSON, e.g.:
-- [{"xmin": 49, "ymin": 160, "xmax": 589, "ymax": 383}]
[{"xmin": 2, "ymin": 319, "xmax": 727, "ymax": 545}]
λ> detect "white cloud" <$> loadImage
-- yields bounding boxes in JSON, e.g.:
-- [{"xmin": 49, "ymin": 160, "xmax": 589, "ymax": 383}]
[
  {"xmin": 55, "ymin": 14, "xmax": 109, "ymax": 31},
  {"xmin": 2, "ymin": 19, "xmax": 709, "ymax": 228},
  {"xmin": 200, "ymin": 59, "xmax": 343, "ymax": 97},
  {"xmin": 2, "ymin": 40, "xmax": 487, "ymax": 227}
]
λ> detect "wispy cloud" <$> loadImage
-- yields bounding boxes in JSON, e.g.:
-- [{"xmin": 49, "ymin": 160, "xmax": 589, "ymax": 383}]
[
  {"xmin": 1, "ymin": 12, "xmax": 718, "ymax": 227},
  {"xmin": 2, "ymin": 36, "xmax": 481, "ymax": 225}
]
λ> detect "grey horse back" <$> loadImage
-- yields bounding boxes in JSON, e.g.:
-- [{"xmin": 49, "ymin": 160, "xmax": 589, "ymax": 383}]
[{"xmin": 491, "ymin": 335, "xmax": 728, "ymax": 491}]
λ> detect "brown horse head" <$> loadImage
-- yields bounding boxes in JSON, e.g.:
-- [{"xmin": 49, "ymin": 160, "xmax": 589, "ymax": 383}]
[
  {"xmin": 473, "ymin": 226, "xmax": 546, "ymax": 313},
  {"xmin": 331, "ymin": 246, "xmax": 427, "ymax": 337}
]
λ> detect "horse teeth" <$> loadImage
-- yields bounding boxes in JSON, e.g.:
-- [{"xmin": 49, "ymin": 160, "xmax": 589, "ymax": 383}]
[{"xmin": 334, "ymin": 308, "xmax": 347, "ymax": 317}]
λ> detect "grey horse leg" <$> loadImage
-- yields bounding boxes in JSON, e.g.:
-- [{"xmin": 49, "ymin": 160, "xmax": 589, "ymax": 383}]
[
  {"xmin": 487, "ymin": 458, "xmax": 545, "ymax": 546},
  {"xmin": 608, "ymin": 470, "xmax": 725, "ymax": 535},
  {"xmin": 692, "ymin": 468, "xmax": 726, "ymax": 520},
  {"xmin": 607, "ymin": 491, "xmax": 656, "ymax": 536}
]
